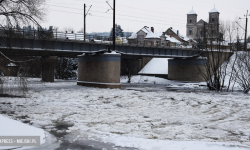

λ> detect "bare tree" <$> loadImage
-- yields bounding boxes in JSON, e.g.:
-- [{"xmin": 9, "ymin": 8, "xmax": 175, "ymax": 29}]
[
  {"xmin": 0, "ymin": 0, "xmax": 46, "ymax": 96},
  {"xmin": 231, "ymin": 51, "xmax": 250, "ymax": 93},
  {"xmin": 197, "ymin": 21, "xmax": 235, "ymax": 91},
  {"xmin": 0, "ymin": 0, "xmax": 45, "ymax": 28}
]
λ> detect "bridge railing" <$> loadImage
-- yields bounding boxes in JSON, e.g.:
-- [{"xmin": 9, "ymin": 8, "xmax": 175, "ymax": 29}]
[{"xmin": 0, "ymin": 27, "xmax": 195, "ymax": 50}]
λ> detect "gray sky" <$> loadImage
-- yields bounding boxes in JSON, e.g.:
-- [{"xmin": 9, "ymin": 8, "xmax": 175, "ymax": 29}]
[{"xmin": 42, "ymin": 0, "xmax": 250, "ymax": 38}]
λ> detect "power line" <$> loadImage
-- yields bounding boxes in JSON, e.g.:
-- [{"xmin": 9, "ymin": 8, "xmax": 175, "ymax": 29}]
[
  {"xmin": 48, "ymin": 9, "xmax": 186, "ymax": 27},
  {"xmin": 183, "ymin": 0, "xmax": 246, "ymax": 11},
  {"xmin": 111, "ymin": 1, "xmax": 242, "ymax": 17},
  {"xmin": 74, "ymin": 0, "xmax": 246, "ymax": 12},
  {"xmin": 46, "ymin": 1, "xmax": 246, "ymax": 25},
  {"xmin": 46, "ymin": 2, "xmax": 186, "ymax": 22},
  {"xmin": 45, "ymin": 3, "xmax": 186, "ymax": 24},
  {"xmin": 46, "ymin": 0, "xmax": 248, "ymax": 33},
  {"xmin": 48, "ymin": 0, "xmax": 247, "ymax": 15}
]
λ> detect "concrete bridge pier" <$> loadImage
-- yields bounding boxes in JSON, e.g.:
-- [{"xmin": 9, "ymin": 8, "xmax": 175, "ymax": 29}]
[
  {"xmin": 168, "ymin": 57, "xmax": 207, "ymax": 82},
  {"xmin": 42, "ymin": 56, "xmax": 58, "ymax": 82},
  {"xmin": 77, "ymin": 53, "xmax": 121, "ymax": 88}
]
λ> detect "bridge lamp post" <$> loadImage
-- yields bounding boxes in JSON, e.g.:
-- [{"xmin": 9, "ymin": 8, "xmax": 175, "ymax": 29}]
[{"xmin": 113, "ymin": 0, "xmax": 116, "ymax": 51}]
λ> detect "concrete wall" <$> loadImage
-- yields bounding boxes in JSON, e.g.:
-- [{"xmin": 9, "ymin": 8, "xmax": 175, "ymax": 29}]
[
  {"xmin": 168, "ymin": 58, "xmax": 207, "ymax": 82},
  {"xmin": 77, "ymin": 54, "xmax": 121, "ymax": 88},
  {"xmin": 137, "ymin": 57, "xmax": 153, "ymax": 73},
  {"xmin": 201, "ymin": 51, "xmax": 233, "ymax": 67},
  {"xmin": 168, "ymin": 51, "xmax": 233, "ymax": 82},
  {"xmin": 42, "ymin": 56, "xmax": 58, "ymax": 82}
]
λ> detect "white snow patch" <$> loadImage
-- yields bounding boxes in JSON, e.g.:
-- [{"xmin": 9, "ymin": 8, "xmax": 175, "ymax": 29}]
[
  {"xmin": 128, "ymin": 32, "xmax": 137, "ymax": 39},
  {"xmin": 209, "ymin": 7, "xmax": 220, "ymax": 13},
  {"xmin": 0, "ymin": 114, "xmax": 46, "ymax": 150},
  {"xmin": 139, "ymin": 58, "xmax": 169, "ymax": 74},
  {"xmin": 187, "ymin": 9, "xmax": 197, "ymax": 15},
  {"xmin": 6, "ymin": 63, "xmax": 17, "ymax": 67}
]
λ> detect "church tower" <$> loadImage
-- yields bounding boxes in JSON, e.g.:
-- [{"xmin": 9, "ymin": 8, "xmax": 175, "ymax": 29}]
[
  {"xmin": 208, "ymin": 7, "xmax": 220, "ymax": 39},
  {"xmin": 186, "ymin": 8, "xmax": 197, "ymax": 38},
  {"xmin": 209, "ymin": 7, "xmax": 220, "ymax": 24}
]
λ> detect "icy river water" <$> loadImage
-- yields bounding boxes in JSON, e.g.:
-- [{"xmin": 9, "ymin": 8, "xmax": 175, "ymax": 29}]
[{"xmin": 1, "ymin": 78, "xmax": 250, "ymax": 150}]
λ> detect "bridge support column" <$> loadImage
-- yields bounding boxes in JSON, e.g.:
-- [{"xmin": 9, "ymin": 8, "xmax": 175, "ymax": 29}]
[
  {"xmin": 77, "ymin": 53, "xmax": 121, "ymax": 88},
  {"xmin": 42, "ymin": 56, "xmax": 58, "ymax": 82},
  {"xmin": 168, "ymin": 57, "xmax": 207, "ymax": 82}
]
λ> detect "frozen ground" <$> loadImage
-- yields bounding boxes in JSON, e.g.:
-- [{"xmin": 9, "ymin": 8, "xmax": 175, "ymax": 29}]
[
  {"xmin": 0, "ymin": 115, "xmax": 46, "ymax": 150},
  {"xmin": 0, "ymin": 76, "xmax": 250, "ymax": 150}
]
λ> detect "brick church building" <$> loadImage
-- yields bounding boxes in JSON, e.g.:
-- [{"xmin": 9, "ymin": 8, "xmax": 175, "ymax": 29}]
[{"xmin": 186, "ymin": 7, "xmax": 220, "ymax": 41}]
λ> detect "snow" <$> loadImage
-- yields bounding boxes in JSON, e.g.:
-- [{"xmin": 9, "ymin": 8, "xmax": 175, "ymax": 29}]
[
  {"xmin": 166, "ymin": 35, "xmax": 181, "ymax": 43},
  {"xmin": 1, "ymin": 77, "xmax": 250, "ymax": 149},
  {"xmin": 187, "ymin": 9, "xmax": 197, "ymax": 15},
  {"xmin": 6, "ymin": 63, "xmax": 17, "ymax": 67},
  {"xmin": 128, "ymin": 27, "xmax": 162, "ymax": 39},
  {"xmin": 170, "ymin": 28, "xmax": 190, "ymax": 42},
  {"xmin": 105, "ymin": 136, "xmax": 249, "ymax": 150},
  {"xmin": 139, "ymin": 58, "xmax": 169, "ymax": 74},
  {"xmin": 141, "ymin": 27, "xmax": 161, "ymax": 39},
  {"xmin": 0, "ymin": 114, "xmax": 46, "ymax": 150},
  {"xmin": 225, "ymin": 52, "xmax": 250, "ymax": 91},
  {"xmin": 209, "ymin": 7, "xmax": 220, "ymax": 13},
  {"xmin": 145, "ymin": 32, "xmax": 162, "ymax": 39},
  {"xmin": 128, "ymin": 32, "xmax": 137, "ymax": 39}
]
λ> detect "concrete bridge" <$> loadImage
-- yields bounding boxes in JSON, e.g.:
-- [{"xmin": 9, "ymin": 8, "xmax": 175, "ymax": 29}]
[{"xmin": 0, "ymin": 28, "xmax": 206, "ymax": 88}]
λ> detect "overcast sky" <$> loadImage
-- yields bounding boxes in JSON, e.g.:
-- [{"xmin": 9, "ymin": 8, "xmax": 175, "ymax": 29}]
[{"xmin": 42, "ymin": 0, "xmax": 250, "ymax": 38}]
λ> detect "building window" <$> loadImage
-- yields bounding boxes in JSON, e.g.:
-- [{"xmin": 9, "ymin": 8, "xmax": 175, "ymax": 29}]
[
  {"xmin": 212, "ymin": 18, "xmax": 215, "ymax": 23},
  {"xmin": 190, "ymin": 19, "xmax": 192, "ymax": 23},
  {"xmin": 212, "ymin": 30, "xmax": 214, "ymax": 35},
  {"xmin": 138, "ymin": 35, "xmax": 144, "ymax": 41},
  {"xmin": 189, "ymin": 30, "xmax": 192, "ymax": 35},
  {"xmin": 200, "ymin": 31, "xmax": 203, "ymax": 36}
]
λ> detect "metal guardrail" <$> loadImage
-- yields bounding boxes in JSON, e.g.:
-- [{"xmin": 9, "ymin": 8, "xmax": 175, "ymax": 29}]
[
  {"xmin": 0, "ymin": 27, "xmax": 193, "ymax": 48},
  {"xmin": 0, "ymin": 27, "xmax": 201, "ymax": 58}
]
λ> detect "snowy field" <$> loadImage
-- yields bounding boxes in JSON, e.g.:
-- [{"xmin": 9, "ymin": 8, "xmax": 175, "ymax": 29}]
[{"xmin": 0, "ymin": 76, "xmax": 250, "ymax": 150}]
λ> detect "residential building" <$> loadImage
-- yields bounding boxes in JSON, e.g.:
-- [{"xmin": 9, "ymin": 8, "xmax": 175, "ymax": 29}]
[
  {"xmin": 163, "ymin": 27, "xmax": 190, "ymax": 45},
  {"xmin": 128, "ymin": 26, "xmax": 161, "ymax": 46},
  {"xmin": 128, "ymin": 26, "xmax": 182, "ymax": 47}
]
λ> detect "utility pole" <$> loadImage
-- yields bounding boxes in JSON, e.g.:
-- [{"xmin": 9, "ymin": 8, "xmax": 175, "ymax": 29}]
[
  {"xmin": 113, "ymin": 0, "xmax": 116, "ymax": 51},
  {"xmin": 83, "ymin": 4, "xmax": 92, "ymax": 42},
  {"xmin": 239, "ymin": 10, "xmax": 249, "ymax": 51},
  {"xmin": 244, "ymin": 10, "xmax": 248, "ymax": 51},
  {"xmin": 106, "ymin": 0, "xmax": 115, "ymax": 51},
  {"xmin": 84, "ymin": 4, "xmax": 86, "ymax": 41}
]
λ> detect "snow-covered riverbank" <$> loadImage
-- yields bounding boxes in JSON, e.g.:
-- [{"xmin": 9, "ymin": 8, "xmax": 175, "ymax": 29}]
[{"xmin": 0, "ymin": 77, "xmax": 250, "ymax": 150}]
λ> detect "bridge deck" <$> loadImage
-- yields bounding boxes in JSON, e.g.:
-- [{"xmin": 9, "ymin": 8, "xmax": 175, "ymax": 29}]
[{"xmin": 0, "ymin": 28, "xmax": 202, "ymax": 58}]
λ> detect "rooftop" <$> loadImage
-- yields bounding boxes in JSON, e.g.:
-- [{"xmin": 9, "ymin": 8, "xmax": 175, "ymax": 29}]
[
  {"xmin": 209, "ymin": 7, "xmax": 220, "ymax": 13},
  {"xmin": 187, "ymin": 9, "xmax": 197, "ymax": 15}
]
